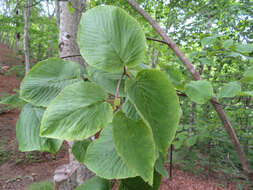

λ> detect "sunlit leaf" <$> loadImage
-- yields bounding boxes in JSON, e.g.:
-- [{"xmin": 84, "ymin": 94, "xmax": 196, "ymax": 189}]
[
  {"xmin": 40, "ymin": 82, "xmax": 113, "ymax": 141},
  {"xmin": 20, "ymin": 58, "xmax": 81, "ymax": 107},
  {"xmin": 78, "ymin": 6, "xmax": 146, "ymax": 72}
]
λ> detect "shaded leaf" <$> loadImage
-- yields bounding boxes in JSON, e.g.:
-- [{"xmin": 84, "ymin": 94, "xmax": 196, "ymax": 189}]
[
  {"xmin": 121, "ymin": 98, "xmax": 140, "ymax": 120},
  {"xmin": 75, "ymin": 176, "xmax": 110, "ymax": 190},
  {"xmin": 88, "ymin": 66, "xmax": 126, "ymax": 97},
  {"xmin": 126, "ymin": 70, "xmax": 180, "ymax": 154},
  {"xmin": 223, "ymin": 39, "xmax": 233, "ymax": 49},
  {"xmin": 112, "ymin": 111, "xmax": 156, "ymax": 185},
  {"xmin": 20, "ymin": 58, "xmax": 81, "ymax": 107},
  {"xmin": 40, "ymin": 82, "xmax": 113, "ymax": 141},
  {"xmin": 72, "ymin": 140, "xmax": 90, "ymax": 163},
  {"xmin": 84, "ymin": 125, "xmax": 136, "ymax": 179},
  {"xmin": 218, "ymin": 81, "xmax": 241, "ymax": 98},
  {"xmin": 78, "ymin": 6, "xmax": 146, "ymax": 72},
  {"xmin": 235, "ymin": 44, "xmax": 253, "ymax": 53},
  {"xmin": 185, "ymin": 80, "xmax": 213, "ymax": 104},
  {"xmin": 118, "ymin": 171, "xmax": 161, "ymax": 190},
  {"xmin": 201, "ymin": 36, "xmax": 217, "ymax": 47},
  {"xmin": 16, "ymin": 104, "xmax": 62, "ymax": 153},
  {"xmin": 155, "ymin": 152, "xmax": 168, "ymax": 178},
  {"xmin": 161, "ymin": 65, "xmax": 184, "ymax": 89}
]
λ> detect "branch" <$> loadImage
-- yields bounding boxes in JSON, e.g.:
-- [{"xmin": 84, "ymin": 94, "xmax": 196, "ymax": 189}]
[
  {"xmin": 125, "ymin": 0, "xmax": 253, "ymax": 182},
  {"xmin": 146, "ymin": 37, "xmax": 168, "ymax": 45}
]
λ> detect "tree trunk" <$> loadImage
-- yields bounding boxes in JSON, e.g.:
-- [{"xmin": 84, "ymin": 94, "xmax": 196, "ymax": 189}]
[
  {"xmin": 24, "ymin": 0, "xmax": 31, "ymax": 75},
  {"xmin": 54, "ymin": 1, "xmax": 93, "ymax": 189}
]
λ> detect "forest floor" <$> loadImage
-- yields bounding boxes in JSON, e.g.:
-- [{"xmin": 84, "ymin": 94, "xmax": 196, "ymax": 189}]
[{"xmin": 0, "ymin": 43, "xmax": 240, "ymax": 190}]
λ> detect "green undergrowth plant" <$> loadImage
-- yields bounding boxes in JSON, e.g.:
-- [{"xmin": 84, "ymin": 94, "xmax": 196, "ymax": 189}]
[
  {"xmin": 27, "ymin": 181, "xmax": 53, "ymax": 190},
  {"xmin": 12, "ymin": 5, "xmax": 181, "ymax": 189}
]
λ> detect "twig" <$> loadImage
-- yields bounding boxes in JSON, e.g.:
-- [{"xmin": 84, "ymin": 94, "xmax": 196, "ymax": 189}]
[{"xmin": 125, "ymin": 0, "xmax": 253, "ymax": 182}]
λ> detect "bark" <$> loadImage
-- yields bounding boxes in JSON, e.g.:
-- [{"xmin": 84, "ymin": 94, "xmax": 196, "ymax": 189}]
[
  {"xmin": 24, "ymin": 0, "xmax": 31, "ymax": 75},
  {"xmin": 125, "ymin": 0, "xmax": 253, "ymax": 183},
  {"xmin": 54, "ymin": 1, "xmax": 94, "ymax": 189}
]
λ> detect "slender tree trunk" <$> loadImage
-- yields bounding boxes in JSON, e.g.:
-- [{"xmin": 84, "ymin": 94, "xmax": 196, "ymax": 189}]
[
  {"xmin": 54, "ymin": 1, "xmax": 93, "ymax": 189},
  {"xmin": 24, "ymin": 0, "xmax": 31, "ymax": 74}
]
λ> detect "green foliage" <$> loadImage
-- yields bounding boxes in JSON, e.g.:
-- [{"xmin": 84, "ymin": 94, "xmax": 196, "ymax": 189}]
[
  {"xmin": 72, "ymin": 140, "xmax": 90, "ymax": 163},
  {"xmin": 20, "ymin": 58, "xmax": 81, "ymax": 107},
  {"xmin": 218, "ymin": 81, "xmax": 241, "ymax": 98},
  {"xmin": 40, "ymin": 81, "xmax": 113, "ymax": 141},
  {"xmin": 75, "ymin": 176, "xmax": 110, "ymax": 190},
  {"xmin": 78, "ymin": 6, "xmax": 146, "ymax": 72},
  {"xmin": 16, "ymin": 103, "xmax": 62, "ymax": 153},
  {"xmin": 84, "ymin": 125, "xmax": 137, "ymax": 179},
  {"xmin": 112, "ymin": 111, "xmax": 156, "ymax": 185},
  {"xmin": 27, "ymin": 181, "xmax": 53, "ymax": 190},
  {"xmin": 126, "ymin": 70, "xmax": 180, "ymax": 154},
  {"xmin": 185, "ymin": 80, "xmax": 213, "ymax": 104}
]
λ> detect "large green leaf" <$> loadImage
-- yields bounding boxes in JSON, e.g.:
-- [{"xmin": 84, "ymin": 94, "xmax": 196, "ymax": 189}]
[
  {"xmin": 72, "ymin": 140, "xmax": 90, "ymax": 163},
  {"xmin": 218, "ymin": 81, "xmax": 241, "ymax": 98},
  {"xmin": 185, "ymin": 80, "xmax": 213, "ymax": 104},
  {"xmin": 126, "ymin": 69, "xmax": 180, "ymax": 154},
  {"xmin": 75, "ymin": 176, "xmax": 110, "ymax": 190},
  {"xmin": 40, "ymin": 82, "xmax": 113, "ymax": 141},
  {"xmin": 88, "ymin": 66, "xmax": 126, "ymax": 97},
  {"xmin": 16, "ymin": 104, "xmax": 62, "ymax": 153},
  {"xmin": 112, "ymin": 111, "xmax": 156, "ymax": 185},
  {"xmin": 20, "ymin": 58, "xmax": 81, "ymax": 107},
  {"xmin": 84, "ymin": 125, "xmax": 136, "ymax": 179},
  {"xmin": 160, "ymin": 65, "xmax": 184, "ymax": 89},
  {"xmin": 78, "ymin": 6, "xmax": 146, "ymax": 72},
  {"xmin": 118, "ymin": 171, "xmax": 161, "ymax": 190}
]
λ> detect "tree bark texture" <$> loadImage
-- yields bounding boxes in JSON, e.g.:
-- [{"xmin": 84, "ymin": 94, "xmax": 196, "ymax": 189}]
[
  {"xmin": 124, "ymin": 0, "xmax": 253, "ymax": 183},
  {"xmin": 24, "ymin": 0, "xmax": 31, "ymax": 75},
  {"xmin": 54, "ymin": 1, "xmax": 94, "ymax": 189}
]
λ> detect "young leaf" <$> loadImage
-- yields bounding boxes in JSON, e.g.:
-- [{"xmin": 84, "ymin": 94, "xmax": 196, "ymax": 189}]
[
  {"xmin": 126, "ymin": 69, "xmax": 181, "ymax": 154},
  {"xmin": 78, "ymin": 6, "xmax": 146, "ymax": 72},
  {"xmin": 84, "ymin": 125, "xmax": 136, "ymax": 179},
  {"xmin": 118, "ymin": 171, "xmax": 162, "ymax": 190},
  {"xmin": 112, "ymin": 111, "xmax": 156, "ymax": 185},
  {"xmin": 72, "ymin": 140, "xmax": 90, "ymax": 163},
  {"xmin": 185, "ymin": 80, "xmax": 213, "ymax": 104},
  {"xmin": 88, "ymin": 66, "xmax": 126, "ymax": 97},
  {"xmin": 218, "ymin": 81, "xmax": 241, "ymax": 98},
  {"xmin": 16, "ymin": 104, "xmax": 62, "ymax": 153},
  {"xmin": 20, "ymin": 58, "xmax": 81, "ymax": 107},
  {"xmin": 75, "ymin": 176, "xmax": 110, "ymax": 190},
  {"xmin": 40, "ymin": 82, "xmax": 113, "ymax": 141}
]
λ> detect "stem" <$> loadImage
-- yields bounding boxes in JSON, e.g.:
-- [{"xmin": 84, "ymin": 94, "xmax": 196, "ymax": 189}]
[{"xmin": 125, "ymin": 0, "xmax": 253, "ymax": 182}]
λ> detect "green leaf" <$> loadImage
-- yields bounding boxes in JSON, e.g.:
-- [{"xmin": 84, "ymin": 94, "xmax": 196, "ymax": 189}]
[
  {"xmin": 118, "ymin": 171, "xmax": 162, "ymax": 190},
  {"xmin": 126, "ymin": 69, "xmax": 180, "ymax": 154},
  {"xmin": 75, "ymin": 176, "xmax": 110, "ymax": 190},
  {"xmin": 20, "ymin": 58, "xmax": 81, "ymax": 107},
  {"xmin": 72, "ymin": 140, "xmax": 90, "ymax": 163},
  {"xmin": 201, "ymin": 36, "xmax": 217, "ymax": 47},
  {"xmin": 0, "ymin": 93, "xmax": 25, "ymax": 107},
  {"xmin": 16, "ymin": 104, "xmax": 62, "ymax": 153},
  {"xmin": 40, "ymin": 82, "xmax": 113, "ymax": 141},
  {"xmin": 121, "ymin": 98, "xmax": 140, "ymax": 120},
  {"xmin": 155, "ymin": 152, "xmax": 168, "ymax": 178},
  {"xmin": 160, "ymin": 65, "xmax": 184, "ymax": 89},
  {"xmin": 218, "ymin": 81, "xmax": 241, "ymax": 98},
  {"xmin": 84, "ymin": 125, "xmax": 136, "ymax": 179},
  {"xmin": 185, "ymin": 136, "xmax": 197, "ymax": 147},
  {"xmin": 88, "ymin": 66, "xmax": 126, "ymax": 97},
  {"xmin": 235, "ymin": 44, "xmax": 253, "ymax": 53},
  {"xmin": 112, "ymin": 111, "xmax": 156, "ymax": 185},
  {"xmin": 223, "ymin": 39, "xmax": 233, "ymax": 49},
  {"xmin": 199, "ymin": 58, "xmax": 213, "ymax": 65},
  {"xmin": 78, "ymin": 6, "xmax": 146, "ymax": 72},
  {"xmin": 242, "ymin": 68, "xmax": 253, "ymax": 83},
  {"xmin": 185, "ymin": 80, "xmax": 213, "ymax": 104}
]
